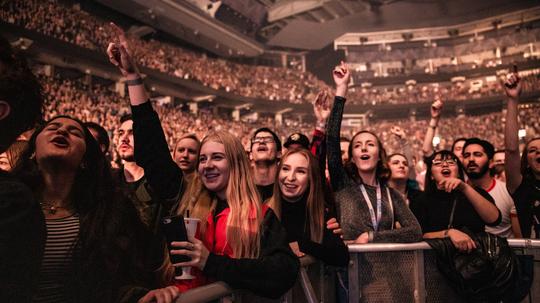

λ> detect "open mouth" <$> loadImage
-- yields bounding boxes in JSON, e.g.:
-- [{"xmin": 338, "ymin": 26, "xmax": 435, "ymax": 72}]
[
  {"xmin": 536, "ymin": 158, "xmax": 540, "ymax": 164},
  {"xmin": 257, "ymin": 146, "xmax": 268, "ymax": 152},
  {"xmin": 441, "ymin": 169, "xmax": 451, "ymax": 177},
  {"xmin": 360, "ymin": 155, "xmax": 370, "ymax": 160},
  {"xmin": 51, "ymin": 136, "xmax": 69, "ymax": 147}
]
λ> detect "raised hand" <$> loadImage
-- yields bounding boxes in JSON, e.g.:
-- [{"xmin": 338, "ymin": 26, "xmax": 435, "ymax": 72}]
[
  {"xmin": 313, "ymin": 90, "xmax": 331, "ymax": 123},
  {"xmin": 390, "ymin": 126, "xmax": 406, "ymax": 140},
  {"xmin": 106, "ymin": 22, "xmax": 138, "ymax": 76},
  {"xmin": 430, "ymin": 98, "xmax": 443, "ymax": 119},
  {"xmin": 501, "ymin": 65, "xmax": 521, "ymax": 100},
  {"xmin": 333, "ymin": 61, "xmax": 350, "ymax": 98}
]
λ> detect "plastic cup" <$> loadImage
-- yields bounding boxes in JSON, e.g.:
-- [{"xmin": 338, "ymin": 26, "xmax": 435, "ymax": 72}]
[{"xmin": 175, "ymin": 218, "xmax": 200, "ymax": 280}]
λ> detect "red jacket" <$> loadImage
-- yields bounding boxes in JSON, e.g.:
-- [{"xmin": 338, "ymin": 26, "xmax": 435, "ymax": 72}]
[{"xmin": 174, "ymin": 204, "xmax": 269, "ymax": 292}]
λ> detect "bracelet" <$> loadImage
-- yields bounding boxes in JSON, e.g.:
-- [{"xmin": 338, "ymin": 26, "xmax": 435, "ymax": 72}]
[
  {"xmin": 125, "ymin": 77, "xmax": 143, "ymax": 86},
  {"xmin": 316, "ymin": 122, "xmax": 326, "ymax": 130}
]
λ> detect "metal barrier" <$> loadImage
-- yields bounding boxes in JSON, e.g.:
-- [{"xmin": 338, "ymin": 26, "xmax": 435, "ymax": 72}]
[
  {"xmin": 174, "ymin": 239, "xmax": 540, "ymax": 303},
  {"xmin": 347, "ymin": 239, "xmax": 540, "ymax": 303}
]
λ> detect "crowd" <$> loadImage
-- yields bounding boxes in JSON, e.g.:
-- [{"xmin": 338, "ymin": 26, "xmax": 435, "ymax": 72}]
[
  {"xmin": 348, "ymin": 72, "xmax": 540, "ymax": 105},
  {"xmin": 0, "ymin": 0, "xmax": 327, "ymax": 104},
  {"xmin": 2, "ymin": 0, "xmax": 540, "ymax": 107},
  {"xmin": 37, "ymin": 71, "xmax": 539, "ymax": 171},
  {"xmin": 1, "ymin": 4, "xmax": 540, "ymax": 303}
]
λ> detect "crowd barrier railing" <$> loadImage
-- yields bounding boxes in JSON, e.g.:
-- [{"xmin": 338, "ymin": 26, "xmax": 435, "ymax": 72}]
[
  {"xmin": 174, "ymin": 239, "xmax": 540, "ymax": 303},
  {"xmin": 347, "ymin": 239, "xmax": 540, "ymax": 303}
]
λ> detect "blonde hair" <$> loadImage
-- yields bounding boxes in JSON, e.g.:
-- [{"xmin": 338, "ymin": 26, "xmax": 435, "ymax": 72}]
[
  {"xmin": 200, "ymin": 131, "xmax": 262, "ymax": 258},
  {"xmin": 268, "ymin": 149, "xmax": 324, "ymax": 244}
]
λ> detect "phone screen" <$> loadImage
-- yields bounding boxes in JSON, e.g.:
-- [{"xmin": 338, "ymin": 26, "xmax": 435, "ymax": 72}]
[{"xmin": 162, "ymin": 215, "xmax": 190, "ymax": 263}]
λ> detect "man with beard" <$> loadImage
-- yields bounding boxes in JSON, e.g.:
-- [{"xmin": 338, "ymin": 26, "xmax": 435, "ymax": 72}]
[
  {"xmin": 462, "ymin": 138, "xmax": 519, "ymax": 237},
  {"xmin": 250, "ymin": 128, "xmax": 281, "ymax": 201},
  {"xmin": 114, "ymin": 114, "xmax": 166, "ymax": 233}
]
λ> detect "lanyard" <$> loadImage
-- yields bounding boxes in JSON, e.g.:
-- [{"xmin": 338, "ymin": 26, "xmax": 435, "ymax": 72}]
[{"xmin": 360, "ymin": 183, "xmax": 383, "ymax": 231}]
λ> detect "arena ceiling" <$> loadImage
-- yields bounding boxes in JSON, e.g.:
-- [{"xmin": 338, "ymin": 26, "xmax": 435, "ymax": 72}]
[
  {"xmin": 96, "ymin": 0, "xmax": 539, "ymax": 55},
  {"xmin": 261, "ymin": 0, "xmax": 540, "ymax": 49}
]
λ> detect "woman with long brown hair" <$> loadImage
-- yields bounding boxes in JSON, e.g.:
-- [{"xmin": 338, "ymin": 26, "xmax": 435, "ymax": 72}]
[
  {"xmin": 268, "ymin": 148, "xmax": 348, "ymax": 266},
  {"xmin": 326, "ymin": 62, "xmax": 422, "ymax": 244}
]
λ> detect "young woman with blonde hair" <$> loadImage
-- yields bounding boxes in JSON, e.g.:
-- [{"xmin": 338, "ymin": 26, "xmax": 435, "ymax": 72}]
[{"xmin": 106, "ymin": 24, "xmax": 299, "ymax": 302}]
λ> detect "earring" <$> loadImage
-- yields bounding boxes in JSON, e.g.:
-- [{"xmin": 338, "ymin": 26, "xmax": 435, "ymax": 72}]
[
  {"xmin": 80, "ymin": 162, "xmax": 87, "ymax": 170},
  {"xmin": 30, "ymin": 152, "xmax": 36, "ymax": 160}
]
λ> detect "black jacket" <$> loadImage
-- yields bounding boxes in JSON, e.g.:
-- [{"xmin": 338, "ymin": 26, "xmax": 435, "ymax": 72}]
[
  {"xmin": 131, "ymin": 102, "xmax": 300, "ymax": 298},
  {"xmin": 0, "ymin": 172, "xmax": 46, "ymax": 303}
]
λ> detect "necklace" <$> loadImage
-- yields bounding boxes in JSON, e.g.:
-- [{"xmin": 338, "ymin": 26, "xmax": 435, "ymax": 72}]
[{"xmin": 40, "ymin": 201, "xmax": 68, "ymax": 215}]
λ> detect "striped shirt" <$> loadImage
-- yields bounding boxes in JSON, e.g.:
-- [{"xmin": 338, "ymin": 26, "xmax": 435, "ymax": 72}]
[{"xmin": 33, "ymin": 214, "xmax": 80, "ymax": 303}]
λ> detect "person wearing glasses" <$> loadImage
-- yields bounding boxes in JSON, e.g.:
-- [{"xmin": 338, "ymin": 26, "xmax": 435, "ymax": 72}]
[
  {"xmin": 411, "ymin": 150, "xmax": 501, "ymax": 252},
  {"xmin": 250, "ymin": 128, "xmax": 282, "ymax": 201}
]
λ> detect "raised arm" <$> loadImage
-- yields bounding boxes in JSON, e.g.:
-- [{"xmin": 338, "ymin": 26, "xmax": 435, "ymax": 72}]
[
  {"xmin": 391, "ymin": 126, "xmax": 416, "ymax": 180},
  {"xmin": 327, "ymin": 62, "xmax": 351, "ymax": 191},
  {"xmin": 107, "ymin": 23, "xmax": 183, "ymax": 202},
  {"xmin": 311, "ymin": 90, "xmax": 331, "ymax": 179},
  {"xmin": 502, "ymin": 66, "xmax": 523, "ymax": 194},
  {"xmin": 422, "ymin": 99, "xmax": 443, "ymax": 158}
]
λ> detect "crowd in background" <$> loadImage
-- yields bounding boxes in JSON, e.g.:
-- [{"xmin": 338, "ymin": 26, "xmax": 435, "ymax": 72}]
[
  {"xmin": 2, "ymin": 0, "xmax": 540, "ymax": 106},
  {"xmin": 37, "ymin": 72, "xmax": 540, "ymax": 168}
]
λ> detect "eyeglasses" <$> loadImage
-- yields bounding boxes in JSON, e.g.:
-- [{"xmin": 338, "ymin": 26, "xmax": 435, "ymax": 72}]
[
  {"xmin": 252, "ymin": 136, "xmax": 274, "ymax": 144},
  {"xmin": 432, "ymin": 159, "xmax": 457, "ymax": 166}
]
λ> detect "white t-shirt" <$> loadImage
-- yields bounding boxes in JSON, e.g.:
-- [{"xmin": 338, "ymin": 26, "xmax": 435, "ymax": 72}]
[{"xmin": 485, "ymin": 179, "xmax": 516, "ymax": 238}]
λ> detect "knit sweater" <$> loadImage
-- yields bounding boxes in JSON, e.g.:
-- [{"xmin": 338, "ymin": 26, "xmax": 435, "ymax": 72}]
[{"xmin": 326, "ymin": 96, "xmax": 422, "ymax": 242}]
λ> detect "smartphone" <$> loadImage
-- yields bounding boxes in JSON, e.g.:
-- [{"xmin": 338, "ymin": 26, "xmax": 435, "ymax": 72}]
[{"xmin": 162, "ymin": 215, "xmax": 190, "ymax": 263}]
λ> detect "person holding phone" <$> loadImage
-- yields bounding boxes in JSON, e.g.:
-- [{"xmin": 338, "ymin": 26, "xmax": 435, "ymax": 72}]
[{"xmin": 106, "ymin": 24, "xmax": 299, "ymax": 302}]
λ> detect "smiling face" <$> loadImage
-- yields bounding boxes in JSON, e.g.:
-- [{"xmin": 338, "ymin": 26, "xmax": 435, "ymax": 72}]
[
  {"xmin": 430, "ymin": 153, "xmax": 459, "ymax": 183},
  {"xmin": 279, "ymin": 152, "xmax": 309, "ymax": 201},
  {"xmin": 174, "ymin": 137, "xmax": 199, "ymax": 173},
  {"xmin": 462, "ymin": 144, "xmax": 491, "ymax": 180},
  {"xmin": 251, "ymin": 131, "xmax": 279, "ymax": 162},
  {"xmin": 116, "ymin": 120, "xmax": 135, "ymax": 162},
  {"xmin": 388, "ymin": 154, "xmax": 409, "ymax": 181},
  {"xmin": 198, "ymin": 140, "xmax": 230, "ymax": 199},
  {"xmin": 525, "ymin": 138, "xmax": 540, "ymax": 177},
  {"xmin": 35, "ymin": 117, "xmax": 87, "ymax": 170},
  {"xmin": 350, "ymin": 132, "xmax": 380, "ymax": 173}
]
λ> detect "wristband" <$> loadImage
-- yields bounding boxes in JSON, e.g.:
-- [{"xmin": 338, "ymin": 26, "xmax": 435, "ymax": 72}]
[{"xmin": 125, "ymin": 77, "xmax": 143, "ymax": 86}]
